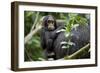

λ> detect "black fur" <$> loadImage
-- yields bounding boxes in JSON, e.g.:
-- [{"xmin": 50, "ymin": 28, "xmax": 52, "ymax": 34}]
[
  {"xmin": 54, "ymin": 24, "xmax": 90, "ymax": 59},
  {"xmin": 41, "ymin": 15, "xmax": 90, "ymax": 60},
  {"xmin": 40, "ymin": 15, "xmax": 58, "ymax": 59}
]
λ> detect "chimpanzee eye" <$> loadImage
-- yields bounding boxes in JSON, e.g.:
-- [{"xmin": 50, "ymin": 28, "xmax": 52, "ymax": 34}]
[
  {"xmin": 47, "ymin": 20, "xmax": 50, "ymax": 23},
  {"xmin": 47, "ymin": 20, "xmax": 54, "ymax": 24}
]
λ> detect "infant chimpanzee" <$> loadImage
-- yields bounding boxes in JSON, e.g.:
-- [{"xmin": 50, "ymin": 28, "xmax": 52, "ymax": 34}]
[{"xmin": 41, "ymin": 15, "xmax": 90, "ymax": 60}]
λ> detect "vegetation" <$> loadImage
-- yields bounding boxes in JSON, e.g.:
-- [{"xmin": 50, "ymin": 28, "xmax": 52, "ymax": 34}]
[{"xmin": 24, "ymin": 11, "xmax": 90, "ymax": 61}]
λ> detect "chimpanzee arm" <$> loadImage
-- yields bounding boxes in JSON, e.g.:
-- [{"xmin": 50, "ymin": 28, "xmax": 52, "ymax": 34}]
[
  {"xmin": 55, "ymin": 25, "xmax": 65, "ymax": 34},
  {"xmin": 40, "ymin": 28, "xmax": 46, "ymax": 49}
]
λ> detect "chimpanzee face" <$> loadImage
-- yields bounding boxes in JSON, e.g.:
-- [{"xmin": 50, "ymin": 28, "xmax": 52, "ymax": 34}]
[
  {"xmin": 43, "ymin": 15, "xmax": 56, "ymax": 31},
  {"xmin": 47, "ymin": 16, "xmax": 55, "ymax": 30}
]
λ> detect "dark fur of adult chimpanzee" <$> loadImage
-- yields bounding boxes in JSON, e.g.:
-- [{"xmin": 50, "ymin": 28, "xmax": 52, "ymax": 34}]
[
  {"xmin": 54, "ymin": 24, "xmax": 90, "ymax": 59},
  {"xmin": 40, "ymin": 15, "xmax": 64, "ymax": 60},
  {"xmin": 41, "ymin": 15, "xmax": 90, "ymax": 60}
]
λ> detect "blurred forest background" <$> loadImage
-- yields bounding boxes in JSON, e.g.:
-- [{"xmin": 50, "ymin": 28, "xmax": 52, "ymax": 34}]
[{"xmin": 24, "ymin": 11, "xmax": 90, "ymax": 61}]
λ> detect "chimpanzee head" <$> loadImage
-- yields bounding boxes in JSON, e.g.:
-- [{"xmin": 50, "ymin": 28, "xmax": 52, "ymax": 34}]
[{"xmin": 42, "ymin": 15, "xmax": 57, "ymax": 31}]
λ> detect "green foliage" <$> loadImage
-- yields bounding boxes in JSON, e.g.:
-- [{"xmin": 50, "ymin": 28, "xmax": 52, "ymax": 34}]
[
  {"xmin": 25, "ymin": 35, "xmax": 45, "ymax": 61},
  {"xmin": 65, "ymin": 13, "xmax": 89, "ymax": 32},
  {"xmin": 24, "ymin": 11, "xmax": 69, "ymax": 61},
  {"xmin": 24, "ymin": 11, "xmax": 90, "ymax": 61},
  {"xmin": 24, "ymin": 11, "xmax": 34, "ymax": 36},
  {"xmin": 64, "ymin": 13, "xmax": 89, "ymax": 51}
]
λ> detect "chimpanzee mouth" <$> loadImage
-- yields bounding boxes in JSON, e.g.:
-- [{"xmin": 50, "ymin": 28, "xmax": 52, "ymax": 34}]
[{"xmin": 48, "ymin": 28, "xmax": 55, "ymax": 31}]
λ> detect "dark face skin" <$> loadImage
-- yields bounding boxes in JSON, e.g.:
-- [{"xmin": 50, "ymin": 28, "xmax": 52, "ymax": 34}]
[{"xmin": 47, "ymin": 16, "xmax": 55, "ymax": 31}]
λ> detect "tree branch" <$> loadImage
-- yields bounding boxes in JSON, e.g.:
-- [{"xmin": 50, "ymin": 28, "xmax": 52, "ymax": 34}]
[
  {"xmin": 25, "ymin": 25, "xmax": 42, "ymax": 44},
  {"xmin": 25, "ymin": 19, "xmax": 66, "ymax": 44},
  {"xmin": 30, "ymin": 12, "xmax": 40, "ymax": 32},
  {"xmin": 64, "ymin": 43, "xmax": 90, "ymax": 59}
]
